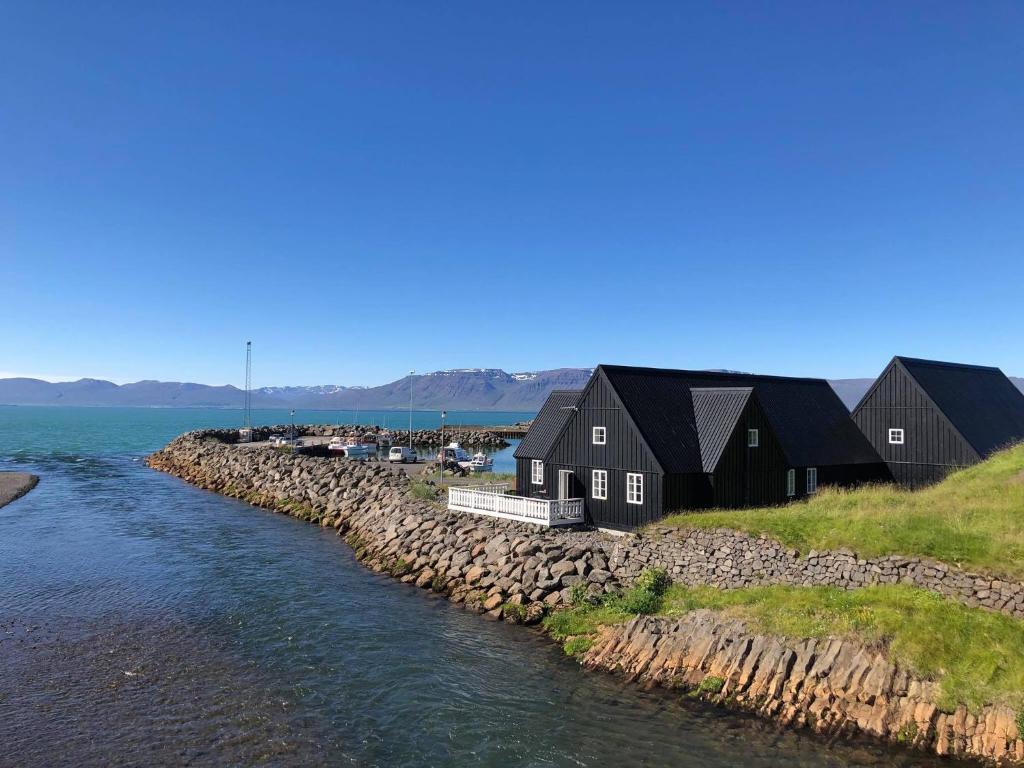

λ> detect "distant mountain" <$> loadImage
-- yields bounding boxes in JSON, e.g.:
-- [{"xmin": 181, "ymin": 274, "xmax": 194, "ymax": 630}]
[
  {"xmin": 0, "ymin": 368, "xmax": 594, "ymax": 412},
  {"xmin": 827, "ymin": 377, "xmax": 1024, "ymax": 411},
  {"xmin": 2, "ymin": 369, "xmax": 1018, "ymax": 412}
]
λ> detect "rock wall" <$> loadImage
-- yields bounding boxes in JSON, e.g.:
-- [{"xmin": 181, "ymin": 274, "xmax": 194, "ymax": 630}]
[
  {"xmin": 147, "ymin": 431, "xmax": 622, "ymax": 617},
  {"xmin": 584, "ymin": 613, "xmax": 1023, "ymax": 764},
  {"xmin": 612, "ymin": 526, "xmax": 1024, "ymax": 620}
]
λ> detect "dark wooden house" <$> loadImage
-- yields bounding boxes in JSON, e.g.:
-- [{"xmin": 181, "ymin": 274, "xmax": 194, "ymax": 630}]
[
  {"xmin": 851, "ymin": 356, "xmax": 1024, "ymax": 487},
  {"xmin": 515, "ymin": 365, "xmax": 888, "ymax": 531}
]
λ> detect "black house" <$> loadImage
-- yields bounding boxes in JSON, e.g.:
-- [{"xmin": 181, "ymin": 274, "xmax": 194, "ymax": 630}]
[
  {"xmin": 851, "ymin": 356, "xmax": 1024, "ymax": 487},
  {"xmin": 515, "ymin": 365, "xmax": 888, "ymax": 531}
]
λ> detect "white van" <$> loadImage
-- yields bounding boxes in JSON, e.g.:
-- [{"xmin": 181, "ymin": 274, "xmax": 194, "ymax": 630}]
[{"xmin": 388, "ymin": 446, "xmax": 417, "ymax": 464}]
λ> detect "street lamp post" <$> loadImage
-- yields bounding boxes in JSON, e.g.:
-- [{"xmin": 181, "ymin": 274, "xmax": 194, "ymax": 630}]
[
  {"xmin": 290, "ymin": 409, "xmax": 295, "ymax": 441},
  {"xmin": 439, "ymin": 410, "xmax": 447, "ymax": 484},
  {"xmin": 408, "ymin": 370, "xmax": 415, "ymax": 449}
]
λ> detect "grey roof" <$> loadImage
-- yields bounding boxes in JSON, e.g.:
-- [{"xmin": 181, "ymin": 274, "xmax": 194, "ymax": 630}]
[
  {"xmin": 691, "ymin": 387, "xmax": 752, "ymax": 472},
  {"xmin": 896, "ymin": 357, "xmax": 1024, "ymax": 458},
  {"xmin": 513, "ymin": 390, "xmax": 581, "ymax": 459},
  {"xmin": 600, "ymin": 365, "xmax": 883, "ymax": 473}
]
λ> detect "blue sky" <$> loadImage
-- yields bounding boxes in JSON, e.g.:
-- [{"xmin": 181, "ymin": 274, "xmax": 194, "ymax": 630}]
[{"xmin": 2, "ymin": 2, "xmax": 1022, "ymax": 387}]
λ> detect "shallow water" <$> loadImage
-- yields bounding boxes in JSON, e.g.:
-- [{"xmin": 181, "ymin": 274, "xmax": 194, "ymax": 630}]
[{"xmin": 0, "ymin": 407, "xmax": 956, "ymax": 766}]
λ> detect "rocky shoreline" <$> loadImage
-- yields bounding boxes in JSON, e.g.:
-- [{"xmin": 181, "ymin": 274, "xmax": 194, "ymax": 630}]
[
  {"xmin": 146, "ymin": 428, "xmax": 1024, "ymax": 765},
  {"xmin": 584, "ymin": 613, "xmax": 1023, "ymax": 764}
]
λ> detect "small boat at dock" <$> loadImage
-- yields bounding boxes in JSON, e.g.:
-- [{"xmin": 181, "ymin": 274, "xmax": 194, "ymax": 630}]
[
  {"xmin": 469, "ymin": 452, "xmax": 494, "ymax": 472},
  {"xmin": 437, "ymin": 442, "xmax": 472, "ymax": 464},
  {"xmin": 329, "ymin": 436, "xmax": 370, "ymax": 458}
]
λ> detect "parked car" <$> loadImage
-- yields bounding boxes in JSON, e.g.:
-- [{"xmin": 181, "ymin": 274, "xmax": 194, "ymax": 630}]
[{"xmin": 388, "ymin": 446, "xmax": 417, "ymax": 463}]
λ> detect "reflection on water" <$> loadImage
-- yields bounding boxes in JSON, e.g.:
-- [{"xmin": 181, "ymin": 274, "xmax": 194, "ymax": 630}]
[{"xmin": 0, "ymin": 410, "xmax": 959, "ymax": 767}]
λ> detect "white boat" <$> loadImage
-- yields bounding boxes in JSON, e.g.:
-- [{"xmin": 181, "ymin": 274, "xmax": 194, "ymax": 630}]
[
  {"xmin": 437, "ymin": 441, "xmax": 472, "ymax": 464},
  {"xmin": 469, "ymin": 452, "xmax": 494, "ymax": 472},
  {"xmin": 329, "ymin": 437, "xmax": 369, "ymax": 458}
]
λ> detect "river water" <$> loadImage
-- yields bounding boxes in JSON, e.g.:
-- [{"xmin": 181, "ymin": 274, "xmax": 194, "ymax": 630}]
[{"xmin": 0, "ymin": 407, "xmax": 952, "ymax": 767}]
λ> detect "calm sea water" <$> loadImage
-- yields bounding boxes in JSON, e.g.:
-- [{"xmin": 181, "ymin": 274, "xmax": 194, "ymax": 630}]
[{"xmin": 0, "ymin": 406, "xmax": 951, "ymax": 767}]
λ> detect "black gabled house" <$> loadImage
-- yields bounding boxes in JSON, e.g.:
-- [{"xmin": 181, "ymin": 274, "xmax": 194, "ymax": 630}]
[
  {"xmin": 852, "ymin": 356, "xmax": 1024, "ymax": 487},
  {"xmin": 515, "ymin": 365, "xmax": 889, "ymax": 531}
]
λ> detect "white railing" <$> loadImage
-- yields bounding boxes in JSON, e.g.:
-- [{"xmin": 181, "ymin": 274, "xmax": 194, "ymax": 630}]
[{"xmin": 448, "ymin": 485, "xmax": 584, "ymax": 527}]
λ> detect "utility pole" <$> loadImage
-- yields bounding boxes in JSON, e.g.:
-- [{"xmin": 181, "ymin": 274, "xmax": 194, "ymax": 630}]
[
  {"xmin": 240, "ymin": 341, "xmax": 253, "ymax": 442},
  {"xmin": 439, "ymin": 410, "xmax": 446, "ymax": 484},
  {"xmin": 408, "ymin": 370, "xmax": 415, "ymax": 449}
]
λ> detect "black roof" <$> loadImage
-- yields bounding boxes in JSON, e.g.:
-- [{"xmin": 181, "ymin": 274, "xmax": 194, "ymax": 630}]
[
  {"xmin": 896, "ymin": 357, "xmax": 1024, "ymax": 457},
  {"xmin": 691, "ymin": 387, "xmax": 752, "ymax": 472},
  {"xmin": 513, "ymin": 390, "xmax": 581, "ymax": 459},
  {"xmin": 600, "ymin": 364, "xmax": 883, "ymax": 473}
]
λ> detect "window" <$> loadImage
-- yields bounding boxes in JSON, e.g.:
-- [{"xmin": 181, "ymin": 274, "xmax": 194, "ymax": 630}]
[
  {"xmin": 786, "ymin": 469, "xmax": 796, "ymax": 497},
  {"xmin": 626, "ymin": 473, "xmax": 643, "ymax": 505},
  {"xmin": 888, "ymin": 428, "xmax": 904, "ymax": 445},
  {"xmin": 592, "ymin": 469, "xmax": 607, "ymax": 500},
  {"xmin": 747, "ymin": 429, "xmax": 759, "ymax": 448},
  {"xmin": 531, "ymin": 460, "xmax": 543, "ymax": 485},
  {"xmin": 807, "ymin": 467, "xmax": 818, "ymax": 494},
  {"xmin": 592, "ymin": 426, "xmax": 606, "ymax": 445}
]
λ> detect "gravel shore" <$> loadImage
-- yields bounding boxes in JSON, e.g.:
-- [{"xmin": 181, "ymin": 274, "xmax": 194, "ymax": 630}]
[{"xmin": 0, "ymin": 472, "xmax": 38, "ymax": 509}]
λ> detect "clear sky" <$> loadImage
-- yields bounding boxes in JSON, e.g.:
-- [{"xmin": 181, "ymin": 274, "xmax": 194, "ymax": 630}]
[{"xmin": 3, "ymin": 2, "xmax": 1022, "ymax": 387}]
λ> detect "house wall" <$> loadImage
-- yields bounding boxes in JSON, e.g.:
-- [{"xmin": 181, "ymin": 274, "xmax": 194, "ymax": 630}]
[
  {"xmin": 853, "ymin": 362, "xmax": 978, "ymax": 487},
  {"xmin": 709, "ymin": 398, "xmax": 789, "ymax": 507}
]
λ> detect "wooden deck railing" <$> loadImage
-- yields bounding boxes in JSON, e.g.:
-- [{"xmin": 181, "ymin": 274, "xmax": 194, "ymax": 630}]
[{"xmin": 447, "ymin": 485, "xmax": 584, "ymax": 527}]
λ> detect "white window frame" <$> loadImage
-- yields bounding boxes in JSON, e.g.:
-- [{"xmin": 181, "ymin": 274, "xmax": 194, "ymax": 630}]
[
  {"xmin": 592, "ymin": 469, "xmax": 607, "ymax": 500},
  {"xmin": 531, "ymin": 460, "xmax": 543, "ymax": 485},
  {"xmin": 786, "ymin": 469, "xmax": 796, "ymax": 497},
  {"xmin": 747, "ymin": 428, "xmax": 759, "ymax": 448},
  {"xmin": 626, "ymin": 473, "xmax": 643, "ymax": 505},
  {"xmin": 888, "ymin": 428, "xmax": 904, "ymax": 445},
  {"xmin": 592, "ymin": 426, "xmax": 606, "ymax": 445},
  {"xmin": 806, "ymin": 467, "xmax": 818, "ymax": 494}
]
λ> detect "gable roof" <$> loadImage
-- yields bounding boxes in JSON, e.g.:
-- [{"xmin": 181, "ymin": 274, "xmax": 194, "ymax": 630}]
[
  {"xmin": 513, "ymin": 390, "xmax": 581, "ymax": 459},
  {"xmin": 896, "ymin": 357, "xmax": 1024, "ymax": 457},
  {"xmin": 691, "ymin": 387, "xmax": 753, "ymax": 472},
  {"xmin": 599, "ymin": 364, "xmax": 883, "ymax": 473}
]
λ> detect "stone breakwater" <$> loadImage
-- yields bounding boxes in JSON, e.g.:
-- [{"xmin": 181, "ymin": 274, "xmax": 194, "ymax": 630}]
[
  {"xmin": 614, "ymin": 527, "xmax": 1024, "ymax": 622},
  {"xmin": 0, "ymin": 472, "xmax": 38, "ymax": 510},
  {"xmin": 226, "ymin": 424, "xmax": 508, "ymax": 449},
  {"xmin": 584, "ymin": 613, "xmax": 1024, "ymax": 764},
  {"xmin": 147, "ymin": 430, "xmax": 1024, "ymax": 764},
  {"xmin": 147, "ymin": 431, "xmax": 622, "ymax": 616}
]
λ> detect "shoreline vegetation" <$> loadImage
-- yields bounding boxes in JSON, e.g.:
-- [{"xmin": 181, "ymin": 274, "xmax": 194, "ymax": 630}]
[{"xmin": 147, "ymin": 431, "xmax": 1024, "ymax": 764}]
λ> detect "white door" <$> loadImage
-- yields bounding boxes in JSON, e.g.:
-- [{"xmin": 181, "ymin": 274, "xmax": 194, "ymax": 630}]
[{"xmin": 558, "ymin": 470, "xmax": 573, "ymax": 500}]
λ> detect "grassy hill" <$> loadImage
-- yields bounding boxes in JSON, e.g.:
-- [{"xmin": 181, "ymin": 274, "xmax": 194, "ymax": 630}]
[{"xmin": 660, "ymin": 443, "xmax": 1024, "ymax": 580}]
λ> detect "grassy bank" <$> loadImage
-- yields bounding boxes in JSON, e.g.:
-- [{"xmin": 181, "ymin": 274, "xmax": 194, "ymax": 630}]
[
  {"xmin": 546, "ymin": 572, "xmax": 1024, "ymax": 714},
  {"xmin": 659, "ymin": 443, "xmax": 1024, "ymax": 579}
]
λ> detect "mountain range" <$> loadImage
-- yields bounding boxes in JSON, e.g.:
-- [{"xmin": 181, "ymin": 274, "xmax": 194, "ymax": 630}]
[{"xmin": 1, "ymin": 369, "xmax": 1021, "ymax": 412}]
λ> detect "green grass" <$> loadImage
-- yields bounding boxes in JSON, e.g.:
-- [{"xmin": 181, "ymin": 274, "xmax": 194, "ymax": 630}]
[
  {"xmin": 659, "ymin": 443, "xmax": 1024, "ymax": 579},
  {"xmin": 408, "ymin": 480, "xmax": 439, "ymax": 501}
]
